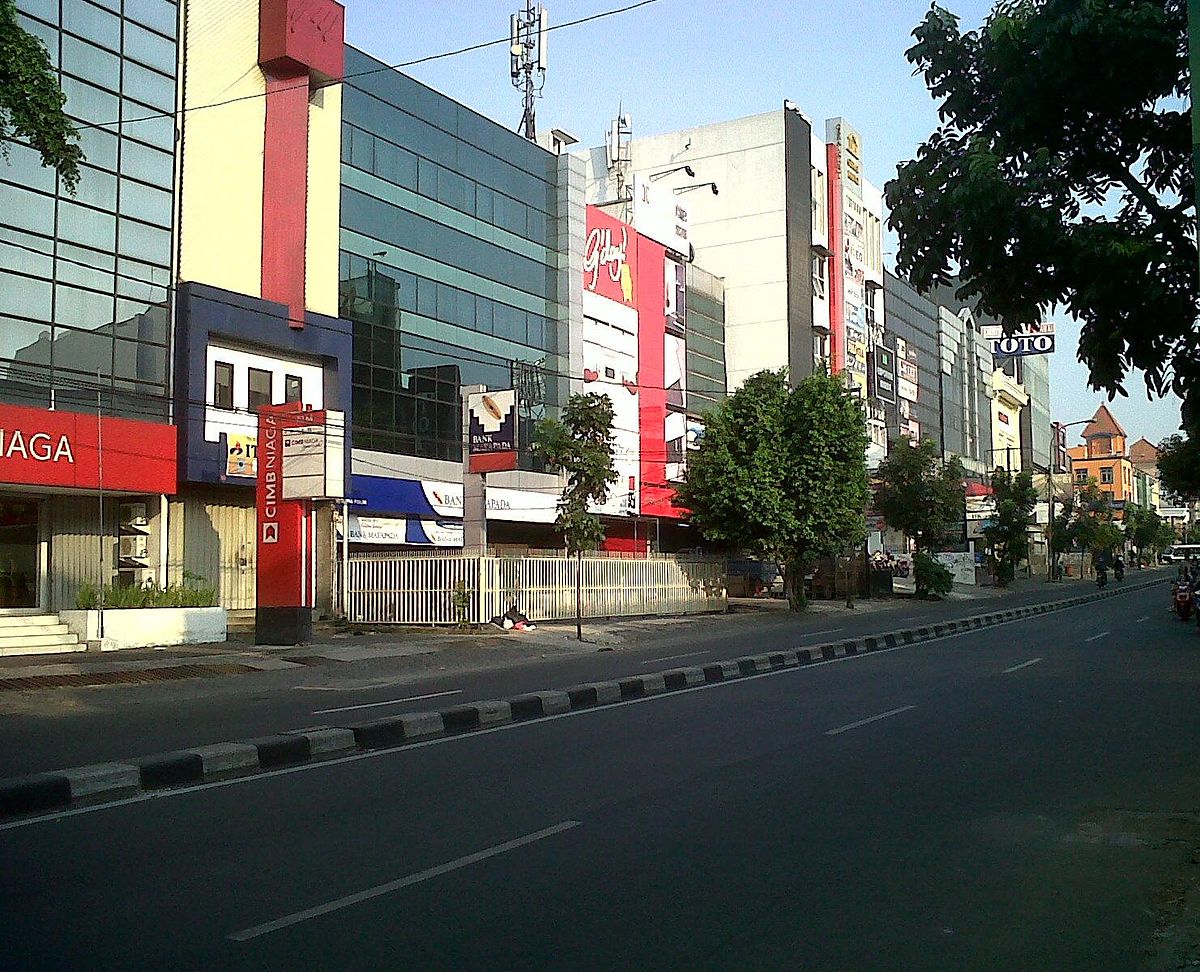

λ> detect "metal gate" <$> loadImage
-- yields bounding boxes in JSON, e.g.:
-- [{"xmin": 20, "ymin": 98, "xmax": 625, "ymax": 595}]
[
  {"xmin": 179, "ymin": 493, "xmax": 256, "ymax": 610},
  {"xmin": 343, "ymin": 553, "xmax": 727, "ymax": 625}
]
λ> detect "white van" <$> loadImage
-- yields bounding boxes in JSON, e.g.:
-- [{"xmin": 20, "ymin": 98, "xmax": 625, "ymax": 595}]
[{"xmin": 1165, "ymin": 544, "xmax": 1200, "ymax": 563}]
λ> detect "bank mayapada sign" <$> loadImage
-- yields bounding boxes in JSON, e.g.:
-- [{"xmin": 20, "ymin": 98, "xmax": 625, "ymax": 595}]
[
  {"xmin": 0, "ymin": 402, "xmax": 176, "ymax": 494},
  {"xmin": 467, "ymin": 389, "xmax": 518, "ymax": 473},
  {"xmin": 584, "ymin": 206, "xmax": 637, "ymax": 305}
]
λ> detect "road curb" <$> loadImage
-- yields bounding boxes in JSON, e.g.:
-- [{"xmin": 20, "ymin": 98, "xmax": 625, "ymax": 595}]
[{"xmin": 0, "ymin": 577, "xmax": 1163, "ymax": 822}]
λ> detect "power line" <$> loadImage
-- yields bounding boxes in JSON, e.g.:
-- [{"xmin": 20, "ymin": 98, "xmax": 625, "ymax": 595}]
[{"xmin": 72, "ymin": 0, "xmax": 662, "ymax": 135}]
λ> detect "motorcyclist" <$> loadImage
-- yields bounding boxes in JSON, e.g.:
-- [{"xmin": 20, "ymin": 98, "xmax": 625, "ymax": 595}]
[{"xmin": 1114, "ymin": 555, "xmax": 1125, "ymax": 582}]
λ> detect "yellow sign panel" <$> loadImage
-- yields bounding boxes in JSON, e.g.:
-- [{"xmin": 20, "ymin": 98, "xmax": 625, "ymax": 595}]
[{"xmin": 226, "ymin": 433, "xmax": 257, "ymax": 477}]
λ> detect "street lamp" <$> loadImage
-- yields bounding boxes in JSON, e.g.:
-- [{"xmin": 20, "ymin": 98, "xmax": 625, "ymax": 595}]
[
  {"xmin": 650, "ymin": 165, "xmax": 695, "ymax": 181},
  {"xmin": 1047, "ymin": 419, "xmax": 1092, "ymax": 580},
  {"xmin": 674, "ymin": 182, "xmax": 719, "ymax": 196}
]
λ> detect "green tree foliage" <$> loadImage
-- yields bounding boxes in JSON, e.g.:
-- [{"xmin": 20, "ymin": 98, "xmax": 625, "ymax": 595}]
[
  {"xmin": 983, "ymin": 468, "xmax": 1038, "ymax": 587},
  {"xmin": 873, "ymin": 437, "xmax": 966, "ymax": 590},
  {"xmin": 1049, "ymin": 493, "xmax": 1076, "ymax": 577},
  {"xmin": 1125, "ymin": 506, "xmax": 1174, "ymax": 563},
  {"xmin": 533, "ymin": 393, "xmax": 618, "ymax": 555},
  {"xmin": 1, "ymin": 0, "xmax": 83, "ymax": 191},
  {"xmin": 913, "ymin": 550, "xmax": 953, "ymax": 599},
  {"xmin": 676, "ymin": 369, "xmax": 870, "ymax": 611},
  {"xmin": 1157, "ymin": 433, "xmax": 1200, "ymax": 501},
  {"xmin": 1070, "ymin": 479, "xmax": 1114, "ymax": 555},
  {"xmin": 887, "ymin": 2, "xmax": 1198, "ymax": 428}
]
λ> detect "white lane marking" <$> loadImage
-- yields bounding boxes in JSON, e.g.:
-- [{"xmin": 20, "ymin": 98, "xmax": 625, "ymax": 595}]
[
  {"xmin": 898, "ymin": 616, "xmax": 921, "ymax": 622},
  {"xmin": 1002, "ymin": 658, "xmax": 1042, "ymax": 674},
  {"xmin": 1085, "ymin": 631, "xmax": 1110, "ymax": 643},
  {"xmin": 825, "ymin": 705, "xmax": 917, "ymax": 736},
  {"xmin": 1136, "ymin": 616, "xmax": 1150, "ymax": 623},
  {"xmin": 3, "ymin": 585, "xmax": 1159, "ymax": 832},
  {"xmin": 650, "ymin": 650, "xmax": 710, "ymax": 663},
  {"xmin": 313, "ymin": 690, "xmax": 461, "ymax": 715},
  {"xmin": 801, "ymin": 628, "xmax": 845, "ymax": 638},
  {"xmin": 228, "ymin": 820, "xmax": 581, "ymax": 941}
]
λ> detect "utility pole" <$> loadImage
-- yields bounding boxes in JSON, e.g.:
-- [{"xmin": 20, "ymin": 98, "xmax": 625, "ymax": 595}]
[{"xmin": 510, "ymin": 2, "xmax": 548, "ymax": 141}]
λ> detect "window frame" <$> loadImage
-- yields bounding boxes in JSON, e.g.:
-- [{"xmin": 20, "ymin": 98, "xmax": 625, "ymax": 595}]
[
  {"xmin": 284, "ymin": 374, "xmax": 303, "ymax": 404},
  {"xmin": 212, "ymin": 360, "xmax": 234, "ymax": 409},
  {"xmin": 247, "ymin": 367, "xmax": 273, "ymax": 410},
  {"xmin": 1100, "ymin": 466, "xmax": 1114, "ymax": 485}
]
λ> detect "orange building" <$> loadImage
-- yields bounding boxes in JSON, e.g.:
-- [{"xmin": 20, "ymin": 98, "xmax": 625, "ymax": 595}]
[{"xmin": 1067, "ymin": 405, "xmax": 1134, "ymax": 508}]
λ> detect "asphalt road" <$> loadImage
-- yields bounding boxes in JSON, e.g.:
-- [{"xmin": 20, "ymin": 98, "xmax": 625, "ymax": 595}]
[
  {"xmin": 0, "ymin": 574, "xmax": 1164, "ymax": 776},
  {"xmin": 4, "ymin": 580, "xmax": 1200, "ymax": 970}
]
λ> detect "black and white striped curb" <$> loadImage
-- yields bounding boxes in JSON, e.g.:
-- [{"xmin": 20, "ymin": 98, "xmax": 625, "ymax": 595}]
[{"xmin": 0, "ymin": 578, "xmax": 1162, "ymax": 821}]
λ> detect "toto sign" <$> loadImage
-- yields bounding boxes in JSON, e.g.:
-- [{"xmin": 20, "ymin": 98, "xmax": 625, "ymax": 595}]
[{"xmin": 991, "ymin": 332, "xmax": 1056, "ymax": 357}]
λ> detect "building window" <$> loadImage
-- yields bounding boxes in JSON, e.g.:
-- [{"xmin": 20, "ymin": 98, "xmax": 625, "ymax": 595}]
[
  {"xmin": 285, "ymin": 374, "xmax": 304, "ymax": 404},
  {"xmin": 213, "ymin": 361, "xmax": 234, "ymax": 409},
  {"xmin": 812, "ymin": 255, "xmax": 826, "ymax": 299},
  {"xmin": 1101, "ymin": 466, "xmax": 1114, "ymax": 484},
  {"xmin": 248, "ymin": 368, "xmax": 273, "ymax": 410},
  {"xmin": 865, "ymin": 294, "xmax": 877, "ymax": 328},
  {"xmin": 1075, "ymin": 469, "xmax": 1087, "ymax": 484}
]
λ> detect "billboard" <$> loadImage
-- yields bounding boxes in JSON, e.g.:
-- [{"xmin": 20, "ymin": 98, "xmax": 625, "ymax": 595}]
[
  {"xmin": 583, "ymin": 207, "xmax": 636, "ymax": 305},
  {"xmin": 868, "ymin": 346, "xmax": 896, "ymax": 403},
  {"xmin": 467, "ymin": 389, "xmax": 518, "ymax": 473},
  {"xmin": 631, "ymin": 175, "xmax": 690, "ymax": 256}
]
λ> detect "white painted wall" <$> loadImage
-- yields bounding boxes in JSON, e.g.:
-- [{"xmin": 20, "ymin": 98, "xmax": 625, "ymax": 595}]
[
  {"xmin": 203, "ymin": 343, "xmax": 326, "ymax": 449},
  {"xmin": 60, "ymin": 607, "xmax": 228, "ymax": 651},
  {"xmin": 582, "ymin": 111, "xmax": 789, "ymax": 391}
]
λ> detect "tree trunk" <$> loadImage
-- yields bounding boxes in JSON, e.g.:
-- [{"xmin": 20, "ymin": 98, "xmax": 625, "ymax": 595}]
[{"xmin": 785, "ymin": 559, "xmax": 807, "ymax": 612}]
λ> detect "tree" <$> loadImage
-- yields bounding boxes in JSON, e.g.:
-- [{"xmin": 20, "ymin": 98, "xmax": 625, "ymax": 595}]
[
  {"xmin": 1069, "ymin": 478, "xmax": 1118, "ymax": 570},
  {"xmin": 1, "ymin": 0, "xmax": 83, "ymax": 191},
  {"xmin": 873, "ymin": 438, "xmax": 966, "ymax": 597},
  {"xmin": 1157, "ymin": 433, "xmax": 1200, "ymax": 501},
  {"xmin": 1126, "ymin": 506, "xmax": 1172, "ymax": 564},
  {"xmin": 887, "ymin": 2, "xmax": 1198, "ymax": 429},
  {"xmin": 1049, "ymin": 493, "xmax": 1077, "ymax": 578},
  {"xmin": 676, "ymin": 369, "xmax": 870, "ymax": 611},
  {"xmin": 983, "ymin": 468, "xmax": 1037, "ymax": 587},
  {"xmin": 533, "ymin": 393, "xmax": 618, "ymax": 639}
]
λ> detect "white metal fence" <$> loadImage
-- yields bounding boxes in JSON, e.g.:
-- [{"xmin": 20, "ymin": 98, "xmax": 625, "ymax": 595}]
[{"xmin": 342, "ymin": 553, "xmax": 727, "ymax": 625}]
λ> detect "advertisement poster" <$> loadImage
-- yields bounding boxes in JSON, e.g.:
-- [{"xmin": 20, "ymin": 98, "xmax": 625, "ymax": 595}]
[{"xmin": 467, "ymin": 389, "xmax": 518, "ymax": 473}]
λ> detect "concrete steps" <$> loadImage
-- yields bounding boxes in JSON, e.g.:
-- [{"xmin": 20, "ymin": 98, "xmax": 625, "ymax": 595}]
[{"xmin": 0, "ymin": 614, "xmax": 82, "ymax": 656}]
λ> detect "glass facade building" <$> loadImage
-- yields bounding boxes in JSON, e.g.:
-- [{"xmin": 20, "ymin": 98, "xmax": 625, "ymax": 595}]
[
  {"xmin": 338, "ymin": 47, "xmax": 565, "ymax": 463},
  {"xmin": 2, "ymin": 0, "xmax": 178, "ymax": 421},
  {"xmin": 883, "ymin": 272, "xmax": 943, "ymax": 455},
  {"xmin": 684, "ymin": 264, "xmax": 727, "ymax": 416}
]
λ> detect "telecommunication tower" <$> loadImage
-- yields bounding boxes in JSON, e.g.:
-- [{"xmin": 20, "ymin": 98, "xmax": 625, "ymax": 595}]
[
  {"xmin": 605, "ymin": 109, "xmax": 633, "ymax": 215},
  {"xmin": 510, "ymin": 2, "xmax": 548, "ymax": 141}
]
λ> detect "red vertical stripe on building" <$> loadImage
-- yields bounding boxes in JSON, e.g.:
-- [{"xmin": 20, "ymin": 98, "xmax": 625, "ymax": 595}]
[
  {"xmin": 826, "ymin": 142, "xmax": 845, "ymax": 375},
  {"xmin": 636, "ymin": 236, "xmax": 674, "ymax": 519},
  {"xmin": 262, "ymin": 72, "xmax": 310, "ymax": 329}
]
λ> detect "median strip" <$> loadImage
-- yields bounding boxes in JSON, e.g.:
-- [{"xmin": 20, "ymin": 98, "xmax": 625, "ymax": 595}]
[{"xmin": 0, "ymin": 577, "xmax": 1162, "ymax": 822}]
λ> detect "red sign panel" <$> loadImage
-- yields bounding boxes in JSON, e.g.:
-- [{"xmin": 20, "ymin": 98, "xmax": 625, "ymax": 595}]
[
  {"xmin": 583, "ymin": 206, "xmax": 638, "ymax": 306},
  {"xmin": 259, "ymin": 0, "xmax": 345, "ymax": 79},
  {"xmin": 0, "ymin": 403, "xmax": 176, "ymax": 494},
  {"xmin": 256, "ymin": 404, "xmax": 314, "ymax": 609}
]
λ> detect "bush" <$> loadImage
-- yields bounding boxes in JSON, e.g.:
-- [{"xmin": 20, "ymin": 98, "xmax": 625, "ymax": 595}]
[
  {"xmin": 73, "ymin": 575, "xmax": 218, "ymax": 610},
  {"xmin": 914, "ymin": 551, "xmax": 953, "ymax": 600}
]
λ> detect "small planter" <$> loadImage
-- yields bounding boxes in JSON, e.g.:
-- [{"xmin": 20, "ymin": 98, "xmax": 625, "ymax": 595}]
[{"xmin": 60, "ymin": 607, "xmax": 228, "ymax": 652}]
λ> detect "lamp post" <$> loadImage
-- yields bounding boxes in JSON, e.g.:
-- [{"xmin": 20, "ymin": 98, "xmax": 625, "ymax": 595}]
[{"xmin": 1047, "ymin": 419, "xmax": 1092, "ymax": 581}]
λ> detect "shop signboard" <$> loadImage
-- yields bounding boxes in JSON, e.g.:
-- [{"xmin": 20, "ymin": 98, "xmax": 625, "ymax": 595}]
[
  {"xmin": 583, "ymin": 206, "xmax": 637, "ymax": 305},
  {"xmin": 466, "ymin": 389, "xmax": 518, "ymax": 473},
  {"xmin": 631, "ymin": 175, "xmax": 690, "ymax": 257},
  {"xmin": 868, "ymin": 346, "xmax": 896, "ymax": 403},
  {"xmin": 0, "ymin": 402, "xmax": 176, "ymax": 494}
]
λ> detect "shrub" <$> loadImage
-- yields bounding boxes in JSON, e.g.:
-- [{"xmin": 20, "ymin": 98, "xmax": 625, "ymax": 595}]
[
  {"xmin": 74, "ymin": 576, "xmax": 218, "ymax": 610},
  {"xmin": 914, "ymin": 551, "xmax": 953, "ymax": 600}
]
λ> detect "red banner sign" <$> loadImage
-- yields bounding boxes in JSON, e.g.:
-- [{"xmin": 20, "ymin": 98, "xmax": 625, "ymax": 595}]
[
  {"xmin": 583, "ymin": 206, "xmax": 638, "ymax": 306},
  {"xmin": 0, "ymin": 403, "xmax": 176, "ymax": 494}
]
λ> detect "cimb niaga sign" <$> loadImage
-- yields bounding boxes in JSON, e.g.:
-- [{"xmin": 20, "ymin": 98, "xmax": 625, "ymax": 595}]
[{"xmin": 0, "ymin": 402, "xmax": 176, "ymax": 493}]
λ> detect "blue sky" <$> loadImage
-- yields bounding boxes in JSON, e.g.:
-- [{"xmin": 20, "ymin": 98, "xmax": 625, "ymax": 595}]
[{"xmin": 344, "ymin": 0, "xmax": 1186, "ymax": 445}]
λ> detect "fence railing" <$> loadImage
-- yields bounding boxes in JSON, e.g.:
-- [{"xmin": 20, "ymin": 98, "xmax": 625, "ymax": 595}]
[{"xmin": 342, "ymin": 554, "xmax": 727, "ymax": 625}]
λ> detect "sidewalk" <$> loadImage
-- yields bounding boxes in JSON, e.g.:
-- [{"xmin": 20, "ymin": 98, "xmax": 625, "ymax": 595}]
[{"xmin": 0, "ymin": 568, "xmax": 1165, "ymax": 689}]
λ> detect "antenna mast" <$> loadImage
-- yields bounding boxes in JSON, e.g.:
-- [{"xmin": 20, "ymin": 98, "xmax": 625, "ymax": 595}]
[{"xmin": 510, "ymin": 2, "xmax": 548, "ymax": 141}]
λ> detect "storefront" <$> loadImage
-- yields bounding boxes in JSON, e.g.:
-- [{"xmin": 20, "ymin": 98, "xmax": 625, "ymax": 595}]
[{"xmin": 0, "ymin": 402, "xmax": 177, "ymax": 613}]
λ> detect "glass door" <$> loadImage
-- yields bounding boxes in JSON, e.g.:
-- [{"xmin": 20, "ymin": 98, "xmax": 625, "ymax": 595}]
[{"xmin": 0, "ymin": 500, "xmax": 40, "ymax": 609}]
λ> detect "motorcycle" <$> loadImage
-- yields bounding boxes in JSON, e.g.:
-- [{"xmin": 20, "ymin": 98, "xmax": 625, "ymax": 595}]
[
  {"xmin": 1114, "ymin": 563, "xmax": 1125, "ymax": 583},
  {"xmin": 1173, "ymin": 581, "xmax": 1195, "ymax": 621},
  {"xmin": 1096, "ymin": 568, "xmax": 1108, "ymax": 589}
]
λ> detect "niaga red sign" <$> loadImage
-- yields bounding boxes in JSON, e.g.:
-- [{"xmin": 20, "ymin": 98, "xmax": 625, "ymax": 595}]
[{"xmin": 0, "ymin": 403, "xmax": 176, "ymax": 494}]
